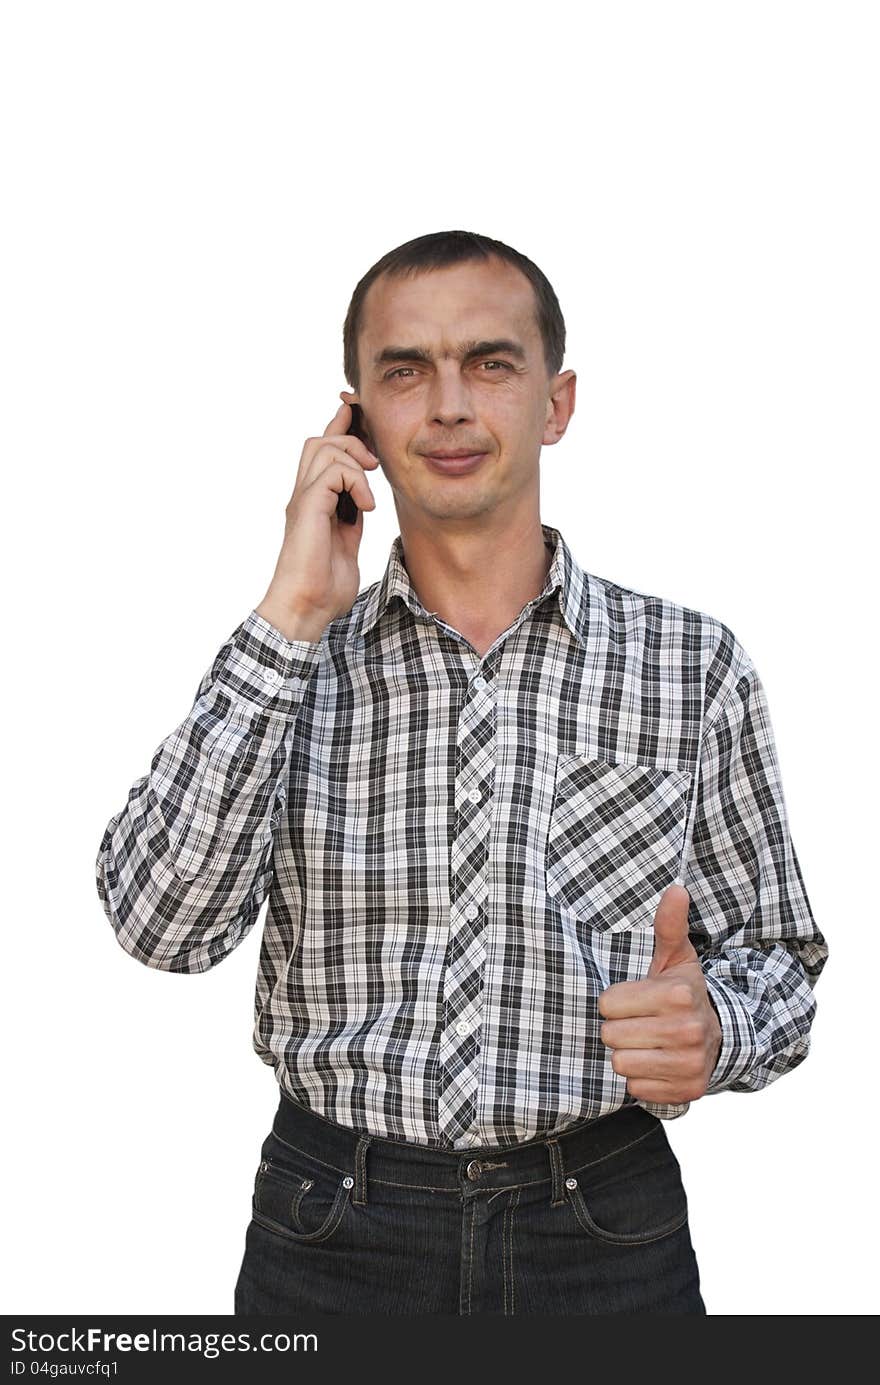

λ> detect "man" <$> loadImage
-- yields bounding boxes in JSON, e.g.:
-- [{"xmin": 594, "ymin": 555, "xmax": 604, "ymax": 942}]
[{"xmin": 96, "ymin": 229, "xmax": 828, "ymax": 1315}]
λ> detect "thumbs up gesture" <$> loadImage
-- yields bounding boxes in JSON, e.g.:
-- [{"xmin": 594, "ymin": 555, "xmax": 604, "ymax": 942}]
[{"xmin": 597, "ymin": 885, "xmax": 723, "ymax": 1103}]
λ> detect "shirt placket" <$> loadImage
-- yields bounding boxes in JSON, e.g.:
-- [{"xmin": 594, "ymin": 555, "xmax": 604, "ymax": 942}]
[{"xmin": 436, "ymin": 665, "xmax": 496, "ymax": 1146}]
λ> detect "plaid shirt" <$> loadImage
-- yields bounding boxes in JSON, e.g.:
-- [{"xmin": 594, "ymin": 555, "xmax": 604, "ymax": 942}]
[{"xmin": 95, "ymin": 523, "xmax": 828, "ymax": 1149}]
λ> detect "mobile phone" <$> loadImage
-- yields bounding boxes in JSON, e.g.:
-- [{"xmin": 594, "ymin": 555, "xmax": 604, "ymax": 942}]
[{"xmin": 336, "ymin": 401, "xmax": 366, "ymax": 525}]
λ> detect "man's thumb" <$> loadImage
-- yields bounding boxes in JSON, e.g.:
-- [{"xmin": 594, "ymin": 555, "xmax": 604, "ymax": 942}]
[{"xmin": 647, "ymin": 883, "xmax": 697, "ymax": 977}]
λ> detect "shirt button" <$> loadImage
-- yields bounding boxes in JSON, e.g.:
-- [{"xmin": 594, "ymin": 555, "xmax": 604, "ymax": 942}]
[
  {"xmin": 473, "ymin": 676, "xmax": 487, "ymax": 690},
  {"xmin": 464, "ymin": 904, "xmax": 479, "ymax": 920},
  {"xmin": 290, "ymin": 675, "xmax": 302, "ymax": 689},
  {"xmin": 455, "ymin": 1019, "xmax": 472, "ymax": 1037},
  {"xmin": 467, "ymin": 788, "xmax": 481, "ymax": 803},
  {"xmin": 262, "ymin": 668, "xmax": 281, "ymax": 685}
]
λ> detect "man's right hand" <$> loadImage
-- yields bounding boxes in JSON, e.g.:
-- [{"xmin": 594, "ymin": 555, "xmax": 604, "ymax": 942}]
[{"xmin": 255, "ymin": 400, "xmax": 380, "ymax": 642}]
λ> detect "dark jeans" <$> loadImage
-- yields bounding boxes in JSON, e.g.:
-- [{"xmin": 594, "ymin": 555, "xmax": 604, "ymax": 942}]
[{"xmin": 233, "ymin": 1088, "xmax": 707, "ymax": 1315}]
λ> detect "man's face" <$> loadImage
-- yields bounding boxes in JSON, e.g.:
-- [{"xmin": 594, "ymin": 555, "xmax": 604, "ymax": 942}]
[{"xmin": 345, "ymin": 257, "xmax": 574, "ymax": 528}]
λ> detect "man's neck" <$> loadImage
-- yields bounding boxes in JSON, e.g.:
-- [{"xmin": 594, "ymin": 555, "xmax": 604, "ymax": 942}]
[{"xmin": 398, "ymin": 518, "xmax": 553, "ymax": 652}]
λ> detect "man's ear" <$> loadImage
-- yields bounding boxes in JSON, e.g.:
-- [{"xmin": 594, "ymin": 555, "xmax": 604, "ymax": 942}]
[{"xmin": 542, "ymin": 369, "xmax": 576, "ymax": 445}]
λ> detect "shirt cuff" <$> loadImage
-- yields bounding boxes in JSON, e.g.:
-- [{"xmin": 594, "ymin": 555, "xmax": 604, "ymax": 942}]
[
  {"xmin": 702, "ymin": 967, "xmax": 760, "ymax": 1093},
  {"xmin": 213, "ymin": 608, "xmax": 327, "ymax": 717}
]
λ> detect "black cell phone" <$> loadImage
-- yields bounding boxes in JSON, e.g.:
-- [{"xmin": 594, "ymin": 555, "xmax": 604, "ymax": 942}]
[{"xmin": 336, "ymin": 402, "xmax": 365, "ymax": 525}]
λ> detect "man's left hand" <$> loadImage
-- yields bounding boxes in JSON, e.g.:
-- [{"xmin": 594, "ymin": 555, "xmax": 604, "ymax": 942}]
[{"xmin": 598, "ymin": 884, "xmax": 722, "ymax": 1103}]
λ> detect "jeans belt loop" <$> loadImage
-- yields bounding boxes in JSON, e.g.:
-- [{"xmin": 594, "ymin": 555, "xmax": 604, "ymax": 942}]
[
  {"xmin": 352, "ymin": 1134, "xmax": 372, "ymax": 1206},
  {"xmin": 545, "ymin": 1135, "xmax": 566, "ymax": 1207}
]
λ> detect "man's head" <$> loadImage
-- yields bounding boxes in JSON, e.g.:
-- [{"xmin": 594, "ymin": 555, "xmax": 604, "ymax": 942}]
[{"xmin": 340, "ymin": 230, "xmax": 576, "ymax": 531}]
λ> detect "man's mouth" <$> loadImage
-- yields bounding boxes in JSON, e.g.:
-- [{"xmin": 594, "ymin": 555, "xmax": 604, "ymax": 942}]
[
  {"xmin": 424, "ymin": 449, "xmax": 485, "ymax": 458},
  {"xmin": 422, "ymin": 450, "xmax": 488, "ymax": 474}
]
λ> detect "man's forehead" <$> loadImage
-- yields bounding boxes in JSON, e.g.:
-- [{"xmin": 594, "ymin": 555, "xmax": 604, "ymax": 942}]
[{"xmin": 363, "ymin": 262, "xmax": 539, "ymax": 345}]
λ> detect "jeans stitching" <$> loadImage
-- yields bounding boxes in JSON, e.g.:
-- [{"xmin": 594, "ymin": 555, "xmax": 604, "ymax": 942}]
[
  {"xmin": 567, "ymin": 1183, "xmax": 690, "ymax": 1245},
  {"xmin": 546, "ymin": 1137, "xmax": 565, "ymax": 1206},
  {"xmin": 254, "ymin": 1164, "xmax": 267, "ymax": 1210},
  {"xmin": 354, "ymin": 1135, "xmax": 370, "ymax": 1206},
  {"xmin": 270, "ymin": 1122, "xmax": 352, "ymax": 1176},
  {"xmin": 269, "ymin": 1115, "xmax": 661, "ymax": 1191},
  {"xmin": 460, "ymin": 1201, "xmax": 475, "ymax": 1317},
  {"xmin": 251, "ymin": 1178, "xmax": 351, "ymax": 1245},
  {"xmin": 468, "ymin": 1201, "xmax": 475, "ymax": 1315},
  {"xmin": 512, "ymin": 1188, "xmax": 520, "ymax": 1314},
  {"xmin": 502, "ymin": 1194, "xmax": 509, "ymax": 1314},
  {"xmin": 503, "ymin": 1188, "xmax": 519, "ymax": 1315},
  {"xmin": 290, "ymin": 1183, "xmax": 308, "ymax": 1230},
  {"xmin": 565, "ymin": 1123, "xmax": 661, "ymax": 1177}
]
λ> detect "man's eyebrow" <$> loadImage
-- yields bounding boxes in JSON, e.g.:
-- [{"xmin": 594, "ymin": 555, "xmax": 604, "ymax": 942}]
[{"xmin": 372, "ymin": 338, "xmax": 527, "ymax": 368}]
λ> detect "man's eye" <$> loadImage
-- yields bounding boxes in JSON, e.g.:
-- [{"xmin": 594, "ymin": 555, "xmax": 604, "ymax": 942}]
[{"xmin": 386, "ymin": 361, "xmax": 511, "ymax": 380}]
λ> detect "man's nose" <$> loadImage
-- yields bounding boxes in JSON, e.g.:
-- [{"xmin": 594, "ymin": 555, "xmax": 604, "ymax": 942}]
[{"xmin": 427, "ymin": 378, "xmax": 476, "ymax": 427}]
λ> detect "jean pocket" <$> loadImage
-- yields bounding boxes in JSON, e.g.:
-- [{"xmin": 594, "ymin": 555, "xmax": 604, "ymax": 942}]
[
  {"xmin": 251, "ymin": 1131, "xmax": 354, "ymax": 1245},
  {"xmin": 545, "ymin": 754, "xmax": 692, "ymax": 931},
  {"xmin": 565, "ymin": 1125, "xmax": 690, "ymax": 1245}
]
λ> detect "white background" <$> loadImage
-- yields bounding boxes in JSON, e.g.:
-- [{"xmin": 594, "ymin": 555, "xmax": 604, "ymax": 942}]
[{"xmin": 2, "ymin": 0, "xmax": 876, "ymax": 1316}]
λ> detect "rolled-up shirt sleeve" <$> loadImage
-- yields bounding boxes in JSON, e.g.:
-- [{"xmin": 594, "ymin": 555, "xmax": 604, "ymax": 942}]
[{"xmin": 681, "ymin": 644, "xmax": 828, "ymax": 1096}]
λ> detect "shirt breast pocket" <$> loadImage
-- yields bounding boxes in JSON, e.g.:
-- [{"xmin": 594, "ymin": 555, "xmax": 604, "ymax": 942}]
[{"xmin": 545, "ymin": 754, "xmax": 693, "ymax": 932}]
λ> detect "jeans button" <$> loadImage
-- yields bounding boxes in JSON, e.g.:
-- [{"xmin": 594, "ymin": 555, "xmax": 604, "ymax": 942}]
[
  {"xmin": 466, "ymin": 1160, "xmax": 483, "ymax": 1181},
  {"xmin": 565, "ymin": 1177, "xmax": 577, "ymax": 1189}
]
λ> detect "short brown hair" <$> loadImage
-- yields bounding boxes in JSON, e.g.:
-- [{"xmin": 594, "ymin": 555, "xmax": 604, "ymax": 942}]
[{"xmin": 343, "ymin": 229, "xmax": 566, "ymax": 392}]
